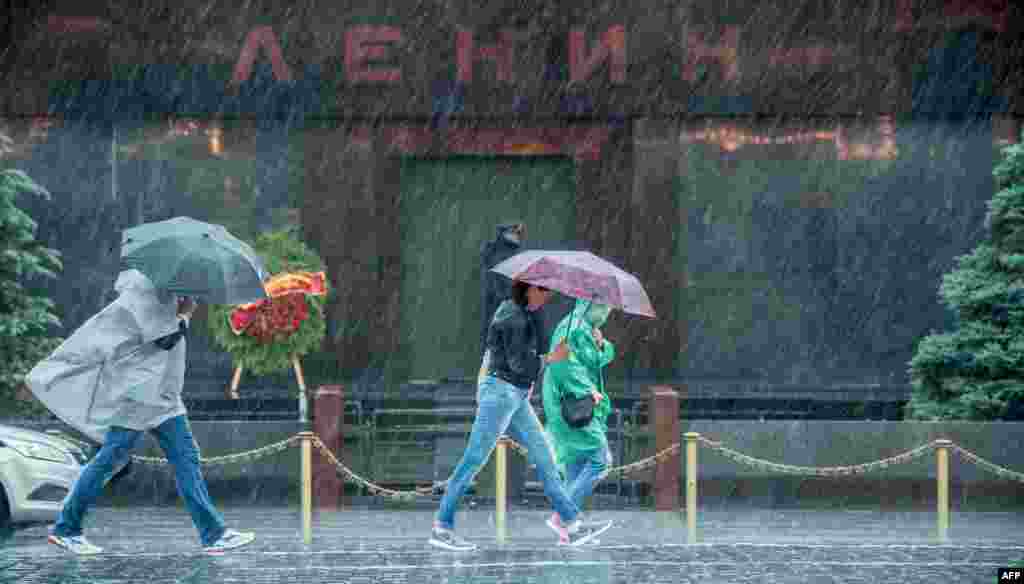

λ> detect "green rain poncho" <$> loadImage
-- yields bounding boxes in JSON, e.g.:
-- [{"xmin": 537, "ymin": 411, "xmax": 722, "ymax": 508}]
[{"xmin": 541, "ymin": 299, "xmax": 616, "ymax": 470}]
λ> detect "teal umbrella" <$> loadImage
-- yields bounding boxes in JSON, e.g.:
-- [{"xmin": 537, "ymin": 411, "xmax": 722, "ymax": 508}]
[{"xmin": 120, "ymin": 217, "xmax": 268, "ymax": 305}]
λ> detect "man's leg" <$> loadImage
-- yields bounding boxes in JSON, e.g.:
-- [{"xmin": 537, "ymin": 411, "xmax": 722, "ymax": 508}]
[
  {"xmin": 435, "ymin": 376, "xmax": 517, "ymax": 531},
  {"xmin": 150, "ymin": 415, "xmax": 226, "ymax": 546},
  {"xmin": 53, "ymin": 427, "xmax": 141, "ymax": 538}
]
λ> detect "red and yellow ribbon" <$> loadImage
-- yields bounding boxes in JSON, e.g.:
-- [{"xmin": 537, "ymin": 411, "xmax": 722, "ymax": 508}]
[{"xmin": 229, "ymin": 271, "xmax": 327, "ymax": 337}]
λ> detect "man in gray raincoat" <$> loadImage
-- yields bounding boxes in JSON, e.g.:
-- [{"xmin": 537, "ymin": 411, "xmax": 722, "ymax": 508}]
[{"xmin": 26, "ymin": 269, "xmax": 254, "ymax": 555}]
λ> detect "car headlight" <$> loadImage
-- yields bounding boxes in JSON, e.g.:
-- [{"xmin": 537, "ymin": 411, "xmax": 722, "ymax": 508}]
[{"xmin": 1, "ymin": 438, "xmax": 76, "ymax": 465}]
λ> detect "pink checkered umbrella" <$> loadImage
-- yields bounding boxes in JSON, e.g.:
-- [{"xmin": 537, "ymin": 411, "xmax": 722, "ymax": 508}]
[{"xmin": 489, "ymin": 250, "xmax": 656, "ymax": 319}]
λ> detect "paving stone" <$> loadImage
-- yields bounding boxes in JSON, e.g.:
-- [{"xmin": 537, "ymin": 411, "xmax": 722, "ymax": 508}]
[{"xmin": 2, "ymin": 507, "xmax": 1021, "ymax": 583}]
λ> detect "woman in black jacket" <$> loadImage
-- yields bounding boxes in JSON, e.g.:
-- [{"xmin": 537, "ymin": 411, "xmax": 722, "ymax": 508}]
[{"xmin": 429, "ymin": 281, "xmax": 614, "ymax": 551}]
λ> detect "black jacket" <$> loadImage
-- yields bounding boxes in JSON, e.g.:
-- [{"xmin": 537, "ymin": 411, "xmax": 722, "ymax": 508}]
[{"xmin": 485, "ymin": 299, "xmax": 545, "ymax": 389}]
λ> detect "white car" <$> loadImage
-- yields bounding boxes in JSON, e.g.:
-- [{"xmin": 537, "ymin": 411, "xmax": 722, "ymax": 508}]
[{"xmin": 0, "ymin": 423, "xmax": 89, "ymax": 526}]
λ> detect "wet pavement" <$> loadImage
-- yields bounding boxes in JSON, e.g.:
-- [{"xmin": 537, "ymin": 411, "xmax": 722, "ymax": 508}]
[{"xmin": 2, "ymin": 506, "xmax": 1022, "ymax": 583}]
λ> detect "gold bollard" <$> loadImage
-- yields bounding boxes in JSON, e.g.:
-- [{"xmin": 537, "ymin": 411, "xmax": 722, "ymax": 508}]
[
  {"xmin": 495, "ymin": 438, "xmax": 508, "ymax": 543},
  {"xmin": 300, "ymin": 431, "xmax": 313, "ymax": 545},
  {"xmin": 684, "ymin": 432, "xmax": 699, "ymax": 543},
  {"xmin": 935, "ymin": 439, "xmax": 951, "ymax": 542}
]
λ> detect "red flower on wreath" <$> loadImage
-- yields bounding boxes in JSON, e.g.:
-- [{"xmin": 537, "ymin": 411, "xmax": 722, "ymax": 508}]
[{"xmin": 229, "ymin": 271, "xmax": 326, "ymax": 342}]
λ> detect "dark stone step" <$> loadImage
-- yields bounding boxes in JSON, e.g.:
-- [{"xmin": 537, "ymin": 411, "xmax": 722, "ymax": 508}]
[{"xmin": 183, "ymin": 398, "xmax": 298, "ymax": 421}]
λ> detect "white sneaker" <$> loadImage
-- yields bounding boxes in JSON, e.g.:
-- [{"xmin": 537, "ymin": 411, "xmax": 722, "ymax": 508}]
[
  {"xmin": 203, "ymin": 529, "xmax": 255, "ymax": 554},
  {"xmin": 48, "ymin": 534, "xmax": 103, "ymax": 555},
  {"xmin": 559, "ymin": 519, "xmax": 613, "ymax": 547},
  {"xmin": 548, "ymin": 514, "xmax": 602, "ymax": 545}
]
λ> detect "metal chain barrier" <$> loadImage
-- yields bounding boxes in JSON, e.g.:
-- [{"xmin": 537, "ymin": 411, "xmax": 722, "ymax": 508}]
[
  {"xmin": 501, "ymin": 437, "xmax": 681, "ymax": 480},
  {"xmin": 124, "ymin": 431, "xmax": 1024, "ymax": 490},
  {"xmin": 130, "ymin": 435, "xmax": 303, "ymax": 467},
  {"xmin": 604, "ymin": 443, "xmax": 681, "ymax": 477},
  {"xmin": 950, "ymin": 443, "xmax": 1024, "ymax": 483},
  {"xmin": 309, "ymin": 434, "xmax": 439, "ymax": 500},
  {"xmin": 694, "ymin": 435, "xmax": 939, "ymax": 477}
]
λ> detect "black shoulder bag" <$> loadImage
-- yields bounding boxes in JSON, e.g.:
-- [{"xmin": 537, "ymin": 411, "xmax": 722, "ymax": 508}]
[
  {"xmin": 559, "ymin": 321, "xmax": 603, "ymax": 429},
  {"xmin": 561, "ymin": 391, "xmax": 595, "ymax": 429}
]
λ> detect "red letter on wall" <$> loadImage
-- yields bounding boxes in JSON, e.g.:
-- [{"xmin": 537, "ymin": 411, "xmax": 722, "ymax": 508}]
[
  {"xmin": 944, "ymin": 0, "xmax": 1008, "ymax": 33},
  {"xmin": 456, "ymin": 29, "xmax": 515, "ymax": 83},
  {"xmin": 231, "ymin": 26, "xmax": 293, "ymax": 85},
  {"xmin": 345, "ymin": 26, "xmax": 403, "ymax": 83},
  {"xmin": 569, "ymin": 26, "xmax": 627, "ymax": 84},
  {"xmin": 893, "ymin": 0, "xmax": 915, "ymax": 32},
  {"xmin": 893, "ymin": 0, "xmax": 1008, "ymax": 32},
  {"xmin": 768, "ymin": 46, "xmax": 836, "ymax": 67},
  {"xmin": 682, "ymin": 27, "xmax": 740, "ymax": 82}
]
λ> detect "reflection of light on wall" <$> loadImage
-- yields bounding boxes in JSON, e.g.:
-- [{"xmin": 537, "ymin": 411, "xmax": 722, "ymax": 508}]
[
  {"xmin": 0, "ymin": 116, "xmax": 60, "ymax": 159},
  {"xmin": 681, "ymin": 117, "xmax": 898, "ymax": 160},
  {"xmin": 169, "ymin": 118, "xmax": 201, "ymax": 137},
  {"xmin": 29, "ymin": 116, "xmax": 56, "ymax": 140},
  {"xmin": 686, "ymin": 126, "xmax": 839, "ymax": 149},
  {"xmin": 994, "ymin": 116, "xmax": 1022, "ymax": 147},
  {"xmin": 834, "ymin": 116, "xmax": 898, "ymax": 160},
  {"xmin": 208, "ymin": 125, "xmax": 223, "ymax": 155}
]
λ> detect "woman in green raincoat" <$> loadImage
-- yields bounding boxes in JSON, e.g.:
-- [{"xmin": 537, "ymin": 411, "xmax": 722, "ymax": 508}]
[{"xmin": 541, "ymin": 299, "xmax": 615, "ymax": 534}]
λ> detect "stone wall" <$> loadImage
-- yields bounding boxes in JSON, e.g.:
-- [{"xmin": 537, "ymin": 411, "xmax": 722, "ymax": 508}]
[
  {"xmin": 625, "ymin": 116, "xmax": 999, "ymax": 390},
  {"xmin": 3, "ymin": 113, "xmax": 1014, "ymax": 404}
]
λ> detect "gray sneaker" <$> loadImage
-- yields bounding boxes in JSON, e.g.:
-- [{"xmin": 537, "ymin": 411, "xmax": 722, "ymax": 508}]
[
  {"xmin": 429, "ymin": 527, "xmax": 477, "ymax": 551},
  {"xmin": 559, "ymin": 519, "xmax": 613, "ymax": 547}
]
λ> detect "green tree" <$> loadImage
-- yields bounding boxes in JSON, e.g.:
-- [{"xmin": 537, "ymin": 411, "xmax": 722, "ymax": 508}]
[
  {"xmin": 907, "ymin": 134, "xmax": 1024, "ymax": 420},
  {"xmin": 0, "ymin": 168, "xmax": 63, "ymax": 417}
]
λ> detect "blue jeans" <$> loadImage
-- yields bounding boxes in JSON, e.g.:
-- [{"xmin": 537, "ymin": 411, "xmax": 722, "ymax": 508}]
[
  {"xmin": 436, "ymin": 375, "xmax": 581, "ymax": 530},
  {"xmin": 53, "ymin": 415, "xmax": 226, "ymax": 546},
  {"xmin": 564, "ymin": 445, "xmax": 612, "ymax": 511}
]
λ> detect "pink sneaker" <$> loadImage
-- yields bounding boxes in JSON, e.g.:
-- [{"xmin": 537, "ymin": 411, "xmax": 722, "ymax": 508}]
[
  {"xmin": 547, "ymin": 514, "xmax": 605, "ymax": 546},
  {"xmin": 545, "ymin": 513, "xmax": 562, "ymax": 536}
]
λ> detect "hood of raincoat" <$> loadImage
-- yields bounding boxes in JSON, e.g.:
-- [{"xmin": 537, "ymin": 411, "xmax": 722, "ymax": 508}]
[
  {"xmin": 562, "ymin": 298, "xmax": 612, "ymax": 333},
  {"xmin": 481, "ymin": 222, "xmax": 523, "ymax": 257},
  {"xmin": 497, "ymin": 221, "xmax": 523, "ymax": 245},
  {"xmin": 25, "ymin": 270, "xmax": 187, "ymax": 443}
]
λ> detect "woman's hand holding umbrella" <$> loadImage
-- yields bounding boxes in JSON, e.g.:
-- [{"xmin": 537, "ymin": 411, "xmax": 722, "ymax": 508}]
[
  {"xmin": 177, "ymin": 297, "xmax": 197, "ymax": 319},
  {"xmin": 528, "ymin": 340, "xmax": 570, "ymax": 400}
]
